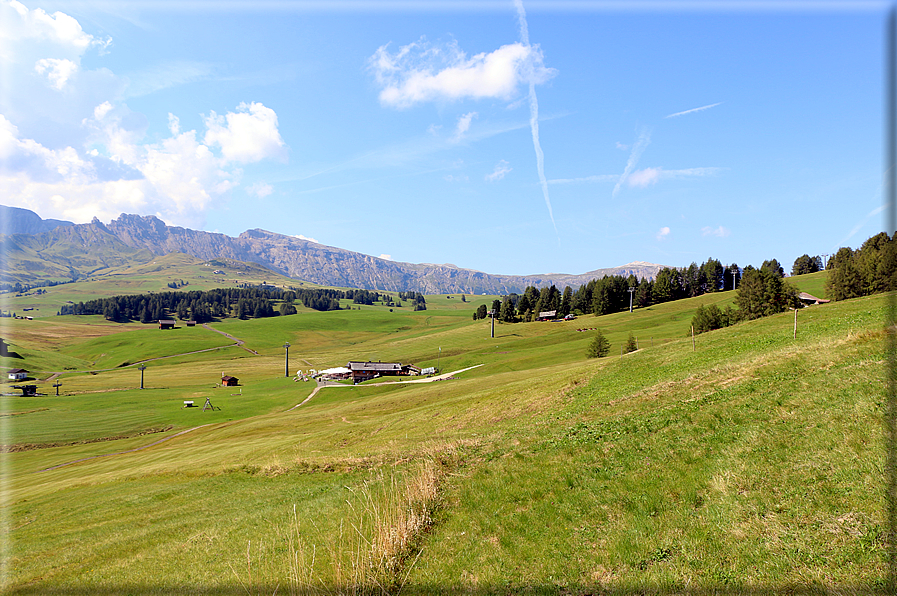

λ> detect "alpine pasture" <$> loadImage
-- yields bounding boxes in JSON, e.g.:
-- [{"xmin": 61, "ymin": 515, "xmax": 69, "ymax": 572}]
[{"xmin": 0, "ymin": 271, "xmax": 888, "ymax": 594}]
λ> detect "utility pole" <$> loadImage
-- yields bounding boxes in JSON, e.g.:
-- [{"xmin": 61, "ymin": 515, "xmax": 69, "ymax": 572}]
[
  {"xmin": 138, "ymin": 364, "xmax": 147, "ymax": 389},
  {"xmin": 821, "ymin": 253, "xmax": 830, "ymax": 270},
  {"xmin": 53, "ymin": 381, "xmax": 61, "ymax": 396},
  {"xmin": 490, "ymin": 310, "xmax": 495, "ymax": 338},
  {"xmin": 437, "ymin": 346, "xmax": 441, "ymax": 373},
  {"xmin": 627, "ymin": 287, "xmax": 635, "ymax": 313},
  {"xmin": 283, "ymin": 342, "xmax": 291, "ymax": 377}
]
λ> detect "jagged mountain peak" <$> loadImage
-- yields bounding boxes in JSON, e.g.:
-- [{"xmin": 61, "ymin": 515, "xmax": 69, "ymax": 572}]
[{"xmin": 3, "ymin": 206, "xmax": 667, "ymax": 293}]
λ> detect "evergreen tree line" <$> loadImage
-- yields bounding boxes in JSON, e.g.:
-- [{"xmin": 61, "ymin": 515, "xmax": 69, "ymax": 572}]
[
  {"xmin": 474, "ymin": 257, "xmax": 749, "ymax": 322},
  {"xmin": 56, "ymin": 284, "xmax": 435, "ymax": 323},
  {"xmin": 57, "ymin": 286, "xmax": 350, "ymax": 322},
  {"xmin": 58, "ymin": 287, "xmax": 295, "ymax": 322},
  {"xmin": 824, "ymin": 231, "xmax": 897, "ymax": 301}
]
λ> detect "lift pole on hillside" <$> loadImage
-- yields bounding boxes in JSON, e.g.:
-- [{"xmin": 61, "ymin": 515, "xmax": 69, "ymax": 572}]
[
  {"xmin": 283, "ymin": 342, "xmax": 291, "ymax": 377},
  {"xmin": 627, "ymin": 287, "xmax": 635, "ymax": 313},
  {"xmin": 138, "ymin": 364, "xmax": 147, "ymax": 389}
]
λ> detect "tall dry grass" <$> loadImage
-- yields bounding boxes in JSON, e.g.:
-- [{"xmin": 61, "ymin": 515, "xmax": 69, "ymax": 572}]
[{"xmin": 232, "ymin": 453, "xmax": 448, "ymax": 596}]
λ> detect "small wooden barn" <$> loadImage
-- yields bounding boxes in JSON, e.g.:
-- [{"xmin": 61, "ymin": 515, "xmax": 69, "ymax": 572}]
[
  {"xmin": 158, "ymin": 319, "xmax": 177, "ymax": 330},
  {"xmin": 221, "ymin": 375, "xmax": 239, "ymax": 387}
]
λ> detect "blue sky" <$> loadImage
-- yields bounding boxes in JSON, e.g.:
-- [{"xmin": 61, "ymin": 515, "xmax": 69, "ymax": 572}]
[{"xmin": 0, "ymin": 0, "xmax": 889, "ymax": 277}]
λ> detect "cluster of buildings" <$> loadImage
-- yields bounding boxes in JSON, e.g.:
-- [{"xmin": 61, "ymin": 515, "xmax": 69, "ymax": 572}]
[{"xmin": 316, "ymin": 361, "xmax": 423, "ymax": 384}]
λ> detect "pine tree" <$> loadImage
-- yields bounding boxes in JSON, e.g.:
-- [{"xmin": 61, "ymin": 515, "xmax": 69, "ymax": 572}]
[{"xmin": 586, "ymin": 330, "xmax": 610, "ymax": 358}]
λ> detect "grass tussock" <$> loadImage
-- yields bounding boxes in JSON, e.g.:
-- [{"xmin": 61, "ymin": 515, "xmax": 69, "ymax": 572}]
[{"xmin": 232, "ymin": 443, "xmax": 466, "ymax": 596}]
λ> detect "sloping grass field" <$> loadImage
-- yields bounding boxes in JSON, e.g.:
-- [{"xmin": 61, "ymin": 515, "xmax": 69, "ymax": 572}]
[{"xmin": 1, "ymin": 272, "xmax": 890, "ymax": 594}]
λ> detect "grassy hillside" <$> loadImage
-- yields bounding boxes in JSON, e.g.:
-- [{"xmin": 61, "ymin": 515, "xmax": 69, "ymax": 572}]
[
  {"xmin": 2, "ymin": 271, "xmax": 888, "ymax": 594},
  {"xmin": 0, "ymin": 252, "xmax": 318, "ymax": 318}
]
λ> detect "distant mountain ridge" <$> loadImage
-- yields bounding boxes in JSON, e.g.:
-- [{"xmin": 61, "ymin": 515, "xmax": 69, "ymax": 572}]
[
  {"xmin": 1, "ymin": 205, "xmax": 74, "ymax": 235},
  {"xmin": 1, "ymin": 207, "xmax": 666, "ymax": 293}
]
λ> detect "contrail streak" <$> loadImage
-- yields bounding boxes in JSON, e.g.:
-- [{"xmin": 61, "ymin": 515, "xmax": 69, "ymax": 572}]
[
  {"xmin": 514, "ymin": 0, "xmax": 558, "ymax": 239},
  {"xmin": 665, "ymin": 102, "xmax": 722, "ymax": 118},
  {"xmin": 613, "ymin": 127, "xmax": 651, "ymax": 197}
]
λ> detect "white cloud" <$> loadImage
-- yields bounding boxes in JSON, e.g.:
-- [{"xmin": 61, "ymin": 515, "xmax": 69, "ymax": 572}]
[
  {"xmin": 701, "ymin": 225, "xmax": 731, "ymax": 238},
  {"xmin": 1, "ymin": 1, "xmax": 107, "ymax": 52},
  {"xmin": 1, "ymin": 101, "xmax": 288, "ymax": 228},
  {"xmin": 379, "ymin": 254, "xmax": 392, "ymax": 260},
  {"xmin": 291, "ymin": 234, "xmax": 319, "ymax": 243},
  {"xmin": 0, "ymin": 1, "xmax": 120, "ymax": 150},
  {"xmin": 485, "ymin": 160, "xmax": 512, "ymax": 182},
  {"xmin": 203, "ymin": 102, "xmax": 287, "ymax": 164},
  {"xmin": 34, "ymin": 57, "xmax": 78, "ymax": 90},
  {"xmin": 369, "ymin": 38, "xmax": 556, "ymax": 109},
  {"xmin": 451, "ymin": 111, "xmax": 477, "ymax": 142},
  {"xmin": 656, "ymin": 226, "xmax": 671, "ymax": 240},
  {"xmin": 247, "ymin": 182, "xmax": 273, "ymax": 199},
  {"xmin": 444, "ymin": 173, "xmax": 469, "ymax": 183}
]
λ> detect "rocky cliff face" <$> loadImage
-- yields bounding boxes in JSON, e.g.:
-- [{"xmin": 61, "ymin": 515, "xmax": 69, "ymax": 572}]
[{"xmin": 2, "ymin": 207, "xmax": 666, "ymax": 293}]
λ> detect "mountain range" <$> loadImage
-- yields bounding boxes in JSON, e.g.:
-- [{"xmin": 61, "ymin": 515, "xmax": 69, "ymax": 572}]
[{"xmin": 0, "ymin": 207, "xmax": 665, "ymax": 294}]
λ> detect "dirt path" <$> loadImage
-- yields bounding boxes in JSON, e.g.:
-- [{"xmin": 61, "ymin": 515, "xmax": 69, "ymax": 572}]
[{"xmin": 202, "ymin": 323, "xmax": 259, "ymax": 355}]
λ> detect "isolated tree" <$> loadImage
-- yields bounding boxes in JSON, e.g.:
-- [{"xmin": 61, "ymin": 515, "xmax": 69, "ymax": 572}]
[
  {"xmin": 586, "ymin": 330, "xmax": 610, "ymax": 358},
  {"xmin": 691, "ymin": 304, "xmax": 727, "ymax": 333},
  {"xmin": 475, "ymin": 304, "xmax": 488, "ymax": 320},
  {"xmin": 624, "ymin": 332, "xmax": 638, "ymax": 353},
  {"xmin": 279, "ymin": 302, "xmax": 297, "ymax": 316}
]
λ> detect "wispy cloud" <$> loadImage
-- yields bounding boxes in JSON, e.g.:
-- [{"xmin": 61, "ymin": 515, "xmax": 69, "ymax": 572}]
[
  {"xmin": 291, "ymin": 234, "xmax": 319, "ymax": 243},
  {"xmin": 486, "ymin": 159, "xmax": 512, "ymax": 182},
  {"xmin": 123, "ymin": 60, "xmax": 217, "ymax": 98},
  {"xmin": 665, "ymin": 102, "xmax": 722, "ymax": 119},
  {"xmin": 627, "ymin": 166, "xmax": 724, "ymax": 188},
  {"xmin": 514, "ymin": 0, "xmax": 558, "ymax": 240},
  {"xmin": 833, "ymin": 203, "xmax": 886, "ymax": 249},
  {"xmin": 656, "ymin": 226, "xmax": 671, "ymax": 241},
  {"xmin": 701, "ymin": 225, "xmax": 730, "ymax": 238},
  {"xmin": 379, "ymin": 254, "xmax": 392, "ymax": 260},
  {"xmin": 548, "ymin": 174, "xmax": 618, "ymax": 184},
  {"xmin": 451, "ymin": 111, "xmax": 477, "ymax": 142},
  {"xmin": 613, "ymin": 127, "xmax": 651, "ymax": 197},
  {"xmin": 247, "ymin": 181, "xmax": 273, "ymax": 198}
]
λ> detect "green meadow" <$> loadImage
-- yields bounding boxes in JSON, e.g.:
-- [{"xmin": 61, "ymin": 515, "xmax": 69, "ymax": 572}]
[{"xmin": 1, "ymin": 271, "xmax": 889, "ymax": 594}]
